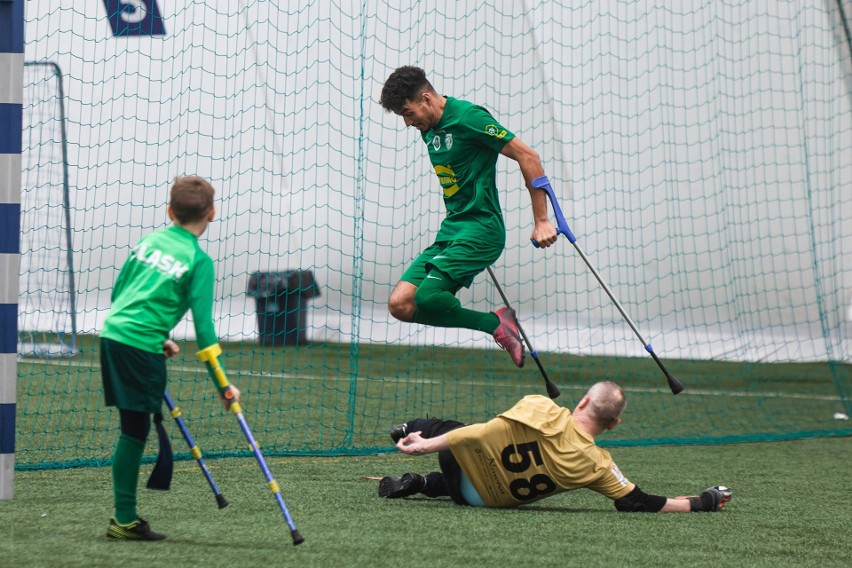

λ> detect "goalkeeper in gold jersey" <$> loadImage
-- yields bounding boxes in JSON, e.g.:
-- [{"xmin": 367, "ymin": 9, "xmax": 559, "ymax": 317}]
[
  {"xmin": 378, "ymin": 382, "xmax": 731, "ymax": 512},
  {"xmin": 99, "ymin": 176, "xmax": 240, "ymax": 541}
]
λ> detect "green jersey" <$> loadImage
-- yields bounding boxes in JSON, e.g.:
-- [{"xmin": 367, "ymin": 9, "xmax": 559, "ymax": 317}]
[
  {"xmin": 422, "ymin": 97, "xmax": 515, "ymax": 243},
  {"xmin": 101, "ymin": 225, "xmax": 219, "ymax": 354}
]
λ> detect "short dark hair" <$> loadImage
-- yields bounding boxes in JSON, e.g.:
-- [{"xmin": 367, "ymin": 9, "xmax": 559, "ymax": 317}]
[
  {"xmin": 379, "ymin": 66, "xmax": 434, "ymax": 113},
  {"xmin": 170, "ymin": 176, "xmax": 215, "ymax": 224}
]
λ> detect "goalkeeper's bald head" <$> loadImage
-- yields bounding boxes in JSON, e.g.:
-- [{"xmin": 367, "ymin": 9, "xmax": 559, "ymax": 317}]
[{"xmin": 585, "ymin": 381, "xmax": 627, "ymax": 429}]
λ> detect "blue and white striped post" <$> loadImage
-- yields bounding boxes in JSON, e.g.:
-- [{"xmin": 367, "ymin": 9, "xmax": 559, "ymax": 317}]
[{"xmin": 0, "ymin": 0, "xmax": 23, "ymax": 500}]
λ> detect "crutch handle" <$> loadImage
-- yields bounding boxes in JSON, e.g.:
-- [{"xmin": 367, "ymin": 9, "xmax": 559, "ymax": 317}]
[
  {"xmin": 197, "ymin": 344, "xmax": 242, "ymax": 412},
  {"xmin": 532, "ymin": 227, "xmax": 567, "ymax": 248},
  {"xmin": 527, "ymin": 178, "xmax": 685, "ymax": 395},
  {"xmin": 530, "ymin": 175, "xmax": 576, "ymax": 246}
]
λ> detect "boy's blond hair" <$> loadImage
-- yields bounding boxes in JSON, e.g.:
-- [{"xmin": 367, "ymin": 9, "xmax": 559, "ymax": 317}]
[{"xmin": 170, "ymin": 176, "xmax": 215, "ymax": 224}]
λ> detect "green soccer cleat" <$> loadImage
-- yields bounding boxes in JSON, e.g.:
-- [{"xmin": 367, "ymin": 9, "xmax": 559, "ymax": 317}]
[{"xmin": 106, "ymin": 518, "xmax": 167, "ymax": 541}]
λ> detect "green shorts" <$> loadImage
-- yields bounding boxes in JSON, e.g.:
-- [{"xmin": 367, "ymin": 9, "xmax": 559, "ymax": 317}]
[
  {"xmin": 401, "ymin": 240, "xmax": 504, "ymax": 289},
  {"xmin": 100, "ymin": 337, "xmax": 167, "ymax": 414}
]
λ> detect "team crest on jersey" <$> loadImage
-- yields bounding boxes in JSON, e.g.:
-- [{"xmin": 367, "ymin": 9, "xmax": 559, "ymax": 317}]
[
  {"xmin": 432, "ymin": 135, "xmax": 441, "ymax": 150},
  {"xmin": 484, "ymin": 124, "xmax": 507, "ymax": 139},
  {"xmin": 445, "ymin": 133, "xmax": 453, "ymax": 149},
  {"xmin": 485, "ymin": 124, "xmax": 507, "ymax": 140}
]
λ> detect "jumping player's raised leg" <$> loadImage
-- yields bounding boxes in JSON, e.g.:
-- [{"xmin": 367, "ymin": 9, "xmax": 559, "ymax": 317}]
[{"xmin": 389, "ymin": 242, "xmax": 525, "ymax": 366}]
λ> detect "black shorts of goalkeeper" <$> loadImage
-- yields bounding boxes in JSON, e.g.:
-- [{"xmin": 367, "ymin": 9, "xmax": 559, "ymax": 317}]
[{"xmin": 101, "ymin": 337, "xmax": 167, "ymax": 414}]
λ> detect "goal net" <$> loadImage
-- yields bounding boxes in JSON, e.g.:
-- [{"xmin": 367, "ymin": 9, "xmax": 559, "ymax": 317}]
[
  {"xmin": 18, "ymin": 61, "xmax": 77, "ymax": 358},
  {"xmin": 14, "ymin": 1, "xmax": 851, "ymax": 469}
]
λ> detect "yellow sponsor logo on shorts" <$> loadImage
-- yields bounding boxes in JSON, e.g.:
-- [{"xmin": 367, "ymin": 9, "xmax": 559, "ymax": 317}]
[{"xmin": 435, "ymin": 164, "xmax": 460, "ymax": 197}]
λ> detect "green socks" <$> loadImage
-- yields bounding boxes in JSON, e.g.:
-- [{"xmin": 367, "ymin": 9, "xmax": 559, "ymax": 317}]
[
  {"xmin": 112, "ymin": 433, "xmax": 145, "ymax": 525},
  {"xmin": 411, "ymin": 270, "xmax": 499, "ymax": 333},
  {"xmin": 413, "ymin": 303, "xmax": 499, "ymax": 332}
]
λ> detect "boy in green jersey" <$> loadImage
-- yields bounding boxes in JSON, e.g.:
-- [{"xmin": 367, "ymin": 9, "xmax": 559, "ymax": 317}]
[
  {"xmin": 100, "ymin": 176, "xmax": 240, "ymax": 541},
  {"xmin": 379, "ymin": 66, "xmax": 558, "ymax": 368}
]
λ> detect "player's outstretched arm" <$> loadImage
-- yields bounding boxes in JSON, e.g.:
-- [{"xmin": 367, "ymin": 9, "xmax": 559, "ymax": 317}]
[
  {"xmin": 615, "ymin": 484, "xmax": 732, "ymax": 512},
  {"xmin": 395, "ymin": 432, "xmax": 449, "ymax": 455}
]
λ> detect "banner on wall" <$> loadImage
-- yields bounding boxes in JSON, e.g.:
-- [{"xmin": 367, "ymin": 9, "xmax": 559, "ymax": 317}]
[{"xmin": 102, "ymin": 0, "xmax": 165, "ymax": 36}]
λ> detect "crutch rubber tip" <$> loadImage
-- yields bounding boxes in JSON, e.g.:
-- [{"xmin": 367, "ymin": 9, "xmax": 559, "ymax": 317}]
[
  {"xmin": 215, "ymin": 494, "xmax": 229, "ymax": 509},
  {"xmin": 547, "ymin": 384, "xmax": 561, "ymax": 399},
  {"xmin": 291, "ymin": 530, "xmax": 305, "ymax": 546}
]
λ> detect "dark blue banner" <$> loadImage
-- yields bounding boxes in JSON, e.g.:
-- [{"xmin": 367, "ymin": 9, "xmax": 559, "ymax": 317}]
[
  {"xmin": 0, "ymin": 204, "xmax": 20, "ymax": 255},
  {"xmin": 0, "ymin": 103, "xmax": 22, "ymax": 154},
  {"xmin": 0, "ymin": 403, "xmax": 14, "ymax": 454},
  {"xmin": 0, "ymin": 304, "xmax": 16, "ymax": 354},
  {"xmin": 0, "ymin": 0, "xmax": 25, "ymax": 53},
  {"xmin": 103, "ymin": 0, "xmax": 165, "ymax": 37}
]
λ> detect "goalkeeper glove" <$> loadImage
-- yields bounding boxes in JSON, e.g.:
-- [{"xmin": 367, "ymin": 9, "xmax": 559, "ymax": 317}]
[{"xmin": 689, "ymin": 485, "xmax": 733, "ymax": 512}]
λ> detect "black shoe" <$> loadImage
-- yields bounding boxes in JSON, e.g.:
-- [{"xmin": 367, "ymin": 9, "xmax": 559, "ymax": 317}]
[
  {"xmin": 378, "ymin": 473, "xmax": 424, "ymax": 499},
  {"xmin": 390, "ymin": 423, "xmax": 408, "ymax": 443},
  {"xmin": 106, "ymin": 517, "xmax": 167, "ymax": 541}
]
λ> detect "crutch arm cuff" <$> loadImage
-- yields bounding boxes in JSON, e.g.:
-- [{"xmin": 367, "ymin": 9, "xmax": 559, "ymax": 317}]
[
  {"xmin": 531, "ymin": 175, "xmax": 552, "ymax": 190},
  {"xmin": 196, "ymin": 343, "xmax": 232, "ymax": 395},
  {"xmin": 197, "ymin": 343, "xmax": 223, "ymax": 362}
]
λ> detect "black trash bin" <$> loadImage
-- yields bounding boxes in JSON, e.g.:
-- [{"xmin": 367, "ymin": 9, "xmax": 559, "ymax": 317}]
[{"xmin": 247, "ymin": 270, "xmax": 320, "ymax": 346}]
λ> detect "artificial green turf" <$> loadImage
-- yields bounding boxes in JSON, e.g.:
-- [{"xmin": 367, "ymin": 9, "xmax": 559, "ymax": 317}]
[
  {"xmin": 1, "ymin": 437, "xmax": 850, "ymax": 567},
  {"xmin": 15, "ymin": 336, "xmax": 852, "ymax": 469}
]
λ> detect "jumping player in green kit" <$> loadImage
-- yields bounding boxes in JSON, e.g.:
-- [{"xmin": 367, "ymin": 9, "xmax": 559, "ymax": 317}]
[
  {"xmin": 379, "ymin": 66, "xmax": 558, "ymax": 367},
  {"xmin": 100, "ymin": 176, "xmax": 240, "ymax": 541}
]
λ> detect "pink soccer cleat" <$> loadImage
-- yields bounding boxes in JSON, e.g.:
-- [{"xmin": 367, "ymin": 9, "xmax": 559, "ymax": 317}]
[{"xmin": 493, "ymin": 307, "xmax": 525, "ymax": 367}]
